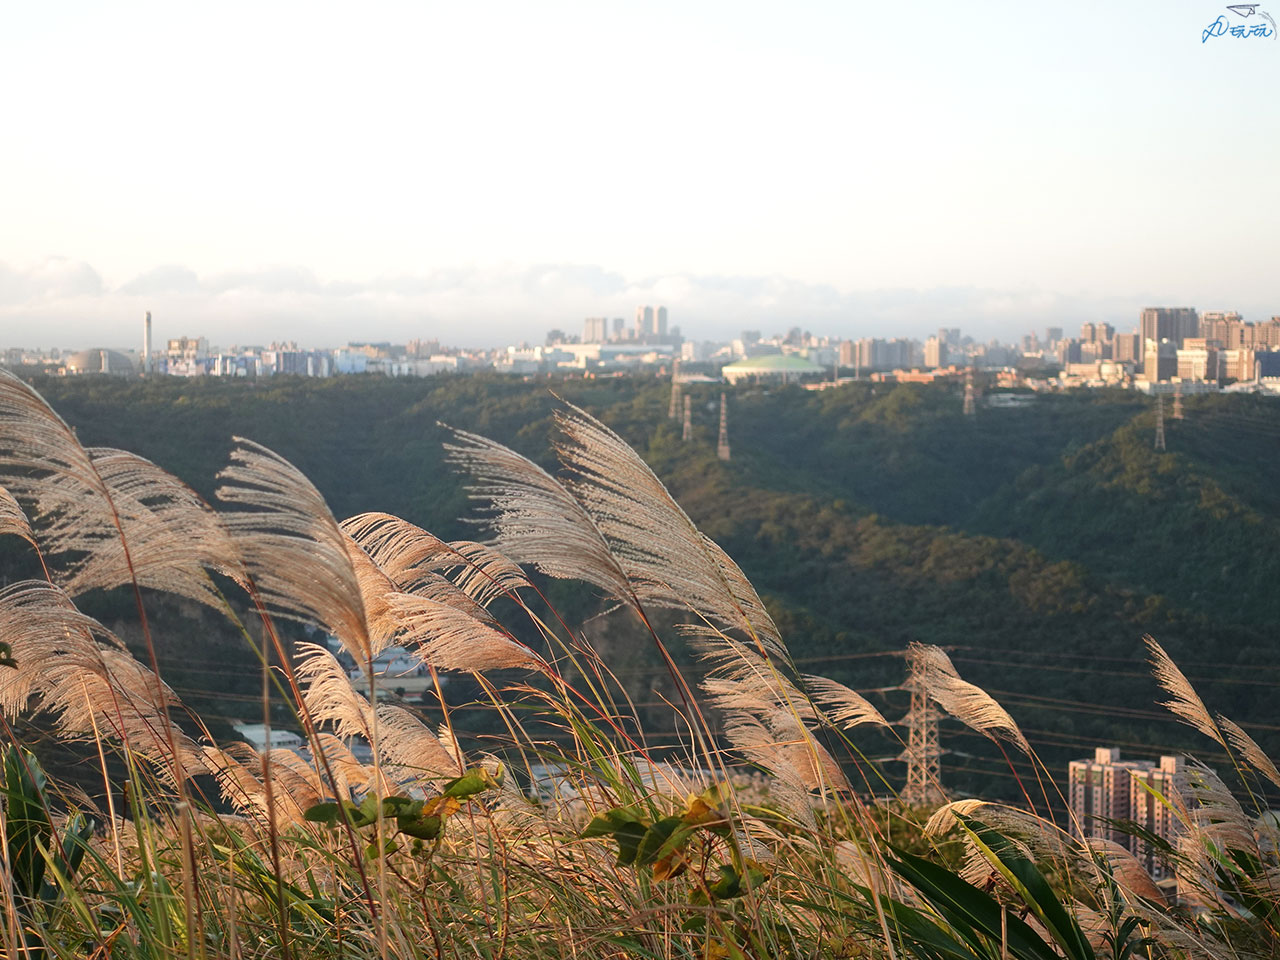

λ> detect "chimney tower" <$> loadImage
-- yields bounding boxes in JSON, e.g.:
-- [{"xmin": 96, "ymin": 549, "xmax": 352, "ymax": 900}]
[
  {"xmin": 143, "ymin": 311, "xmax": 152, "ymax": 375},
  {"xmin": 717, "ymin": 392, "xmax": 731, "ymax": 461}
]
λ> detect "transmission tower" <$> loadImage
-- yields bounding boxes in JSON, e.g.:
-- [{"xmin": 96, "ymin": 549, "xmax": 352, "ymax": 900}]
[
  {"xmin": 1173, "ymin": 382, "xmax": 1184, "ymax": 420},
  {"xmin": 900, "ymin": 647, "xmax": 945, "ymax": 807},
  {"xmin": 717, "ymin": 392, "xmax": 731, "ymax": 461},
  {"xmin": 963, "ymin": 366, "xmax": 976, "ymax": 416},
  {"xmin": 682, "ymin": 395, "xmax": 693, "ymax": 441},
  {"xmin": 669, "ymin": 380, "xmax": 681, "ymax": 420},
  {"xmin": 1154, "ymin": 393, "xmax": 1166, "ymax": 451}
]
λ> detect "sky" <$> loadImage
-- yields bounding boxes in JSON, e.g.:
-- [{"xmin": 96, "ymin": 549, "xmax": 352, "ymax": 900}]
[{"xmin": 1, "ymin": 0, "xmax": 1278, "ymax": 349}]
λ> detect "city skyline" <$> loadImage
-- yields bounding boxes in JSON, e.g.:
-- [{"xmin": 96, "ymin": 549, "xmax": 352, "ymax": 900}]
[{"xmin": 3, "ymin": 2, "xmax": 1278, "ymax": 347}]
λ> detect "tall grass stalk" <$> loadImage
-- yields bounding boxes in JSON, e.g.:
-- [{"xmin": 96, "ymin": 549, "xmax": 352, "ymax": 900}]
[{"xmin": 1, "ymin": 372, "xmax": 1279, "ymax": 958}]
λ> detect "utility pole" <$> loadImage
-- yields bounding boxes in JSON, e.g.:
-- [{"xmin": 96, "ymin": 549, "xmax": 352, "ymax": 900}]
[
  {"xmin": 963, "ymin": 366, "xmax": 976, "ymax": 416},
  {"xmin": 900, "ymin": 647, "xmax": 945, "ymax": 807},
  {"xmin": 682, "ymin": 395, "xmax": 693, "ymax": 442},
  {"xmin": 717, "ymin": 392, "xmax": 731, "ymax": 461},
  {"xmin": 1155, "ymin": 393, "xmax": 1166, "ymax": 451},
  {"xmin": 1172, "ymin": 382, "xmax": 1184, "ymax": 420}
]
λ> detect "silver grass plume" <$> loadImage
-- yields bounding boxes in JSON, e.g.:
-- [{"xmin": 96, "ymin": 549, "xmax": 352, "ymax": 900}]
[
  {"xmin": 372, "ymin": 704, "xmax": 458, "ymax": 779},
  {"xmin": 553, "ymin": 402, "xmax": 786, "ymax": 658},
  {"xmin": 0, "ymin": 372, "xmax": 241, "ymax": 607},
  {"xmin": 0, "ymin": 484, "xmax": 36, "ymax": 547},
  {"xmin": 1080, "ymin": 837, "xmax": 1164, "ymax": 902},
  {"xmin": 294, "ymin": 643, "xmax": 376, "ymax": 742},
  {"xmin": 441, "ymin": 427, "xmax": 636, "ymax": 605},
  {"xmin": 342, "ymin": 512, "xmax": 505, "ymax": 621},
  {"xmin": 0, "ymin": 580, "xmax": 205, "ymax": 783},
  {"xmin": 802, "ymin": 675, "xmax": 889, "ymax": 730},
  {"xmin": 218, "ymin": 439, "xmax": 374, "ymax": 662},
  {"xmin": 1218, "ymin": 714, "xmax": 1280, "ymax": 791},
  {"xmin": 388, "ymin": 593, "xmax": 546, "ymax": 673},
  {"xmin": 432, "ymin": 539, "xmax": 534, "ymax": 608},
  {"xmin": 911, "ymin": 643, "xmax": 1030, "ymax": 754},
  {"xmin": 1183, "ymin": 760, "xmax": 1257, "ymax": 854},
  {"xmin": 342, "ymin": 534, "xmax": 411, "ymax": 659},
  {"xmin": 1145, "ymin": 636, "xmax": 1226, "ymax": 748},
  {"xmin": 723, "ymin": 710, "xmax": 851, "ymax": 795}
]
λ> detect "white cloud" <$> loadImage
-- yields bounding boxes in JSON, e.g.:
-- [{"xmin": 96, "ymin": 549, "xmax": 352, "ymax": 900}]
[{"xmin": 0, "ymin": 258, "xmax": 1261, "ymax": 351}]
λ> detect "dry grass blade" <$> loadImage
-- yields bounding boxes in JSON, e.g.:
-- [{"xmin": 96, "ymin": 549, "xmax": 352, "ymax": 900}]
[
  {"xmin": 1218, "ymin": 714, "xmax": 1280, "ymax": 791},
  {"xmin": 218, "ymin": 439, "xmax": 372, "ymax": 660},
  {"xmin": 1145, "ymin": 635, "xmax": 1225, "ymax": 748},
  {"xmin": 442, "ymin": 426, "xmax": 635, "ymax": 604},
  {"xmin": 912, "ymin": 643, "xmax": 1030, "ymax": 754},
  {"xmin": 554, "ymin": 402, "xmax": 786, "ymax": 657}
]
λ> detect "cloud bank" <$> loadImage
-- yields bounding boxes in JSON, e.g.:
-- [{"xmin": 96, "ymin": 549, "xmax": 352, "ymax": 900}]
[{"xmin": 0, "ymin": 257, "xmax": 1249, "ymax": 351}]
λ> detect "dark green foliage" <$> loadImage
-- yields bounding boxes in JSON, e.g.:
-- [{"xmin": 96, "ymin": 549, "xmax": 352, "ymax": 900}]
[
  {"xmin": 2, "ymin": 745, "xmax": 95, "ymax": 958},
  {"xmin": 14, "ymin": 374, "xmax": 1280, "ymax": 803}
]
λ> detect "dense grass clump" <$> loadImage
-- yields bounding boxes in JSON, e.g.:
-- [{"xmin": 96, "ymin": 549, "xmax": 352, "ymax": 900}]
[{"xmin": 2, "ymin": 368, "xmax": 1279, "ymax": 959}]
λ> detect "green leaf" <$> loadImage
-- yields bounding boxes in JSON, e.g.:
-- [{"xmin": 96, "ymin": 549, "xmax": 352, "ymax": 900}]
[
  {"xmin": 582, "ymin": 807, "xmax": 644, "ymax": 839},
  {"xmin": 636, "ymin": 816, "xmax": 687, "ymax": 868},
  {"xmin": 443, "ymin": 765, "xmax": 502, "ymax": 800},
  {"xmin": 958, "ymin": 818, "xmax": 1095, "ymax": 960},
  {"xmin": 396, "ymin": 815, "xmax": 442, "ymax": 840},
  {"xmin": 612, "ymin": 821, "xmax": 648, "ymax": 867},
  {"xmin": 303, "ymin": 802, "xmax": 344, "ymax": 826},
  {"xmin": 887, "ymin": 846, "xmax": 1060, "ymax": 960}
]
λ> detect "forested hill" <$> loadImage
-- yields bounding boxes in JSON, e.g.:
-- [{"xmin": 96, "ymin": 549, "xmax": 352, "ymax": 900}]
[{"xmin": 11, "ymin": 373, "xmax": 1280, "ymax": 800}]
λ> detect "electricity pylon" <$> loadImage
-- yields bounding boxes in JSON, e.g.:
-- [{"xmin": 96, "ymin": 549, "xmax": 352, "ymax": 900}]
[
  {"xmin": 682, "ymin": 395, "xmax": 693, "ymax": 441},
  {"xmin": 1155, "ymin": 394, "xmax": 1166, "ymax": 451},
  {"xmin": 900, "ymin": 647, "xmax": 945, "ymax": 807}
]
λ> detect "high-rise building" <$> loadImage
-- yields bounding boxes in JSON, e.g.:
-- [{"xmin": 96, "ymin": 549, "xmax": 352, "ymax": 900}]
[
  {"xmin": 923, "ymin": 336, "xmax": 947, "ymax": 369},
  {"xmin": 655, "ymin": 306, "xmax": 668, "ymax": 338},
  {"xmin": 636, "ymin": 306, "xmax": 654, "ymax": 339},
  {"xmin": 1140, "ymin": 308, "xmax": 1199, "ymax": 348},
  {"xmin": 1069, "ymin": 748, "xmax": 1188, "ymax": 879},
  {"xmin": 1176, "ymin": 338, "xmax": 1223, "ymax": 382},
  {"xmin": 583, "ymin": 317, "xmax": 608, "ymax": 343},
  {"xmin": 612, "ymin": 318, "xmax": 625, "ymax": 340},
  {"xmin": 1129, "ymin": 755, "xmax": 1186, "ymax": 879},
  {"xmin": 1114, "ymin": 332, "xmax": 1142, "ymax": 365},
  {"xmin": 1143, "ymin": 338, "xmax": 1179, "ymax": 381},
  {"xmin": 1069, "ymin": 748, "xmax": 1153, "ymax": 846},
  {"xmin": 1046, "ymin": 327, "xmax": 1064, "ymax": 345}
]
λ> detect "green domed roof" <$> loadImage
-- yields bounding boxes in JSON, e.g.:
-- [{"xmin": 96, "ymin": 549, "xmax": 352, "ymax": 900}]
[{"xmin": 722, "ymin": 354, "xmax": 824, "ymax": 373}]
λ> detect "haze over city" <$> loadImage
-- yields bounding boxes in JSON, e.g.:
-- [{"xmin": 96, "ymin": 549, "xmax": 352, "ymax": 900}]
[{"xmin": 2, "ymin": 1, "xmax": 1277, "ymax": 347}]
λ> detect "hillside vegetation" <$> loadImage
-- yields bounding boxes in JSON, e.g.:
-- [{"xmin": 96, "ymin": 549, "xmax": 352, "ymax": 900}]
[
  {"xmin": 14, "ymin": 373, "xmax": 1280, "ymax": 799},
  {"xmin": 3, "ymin": 370, "xmax": 1280, "ymax": 959}
]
